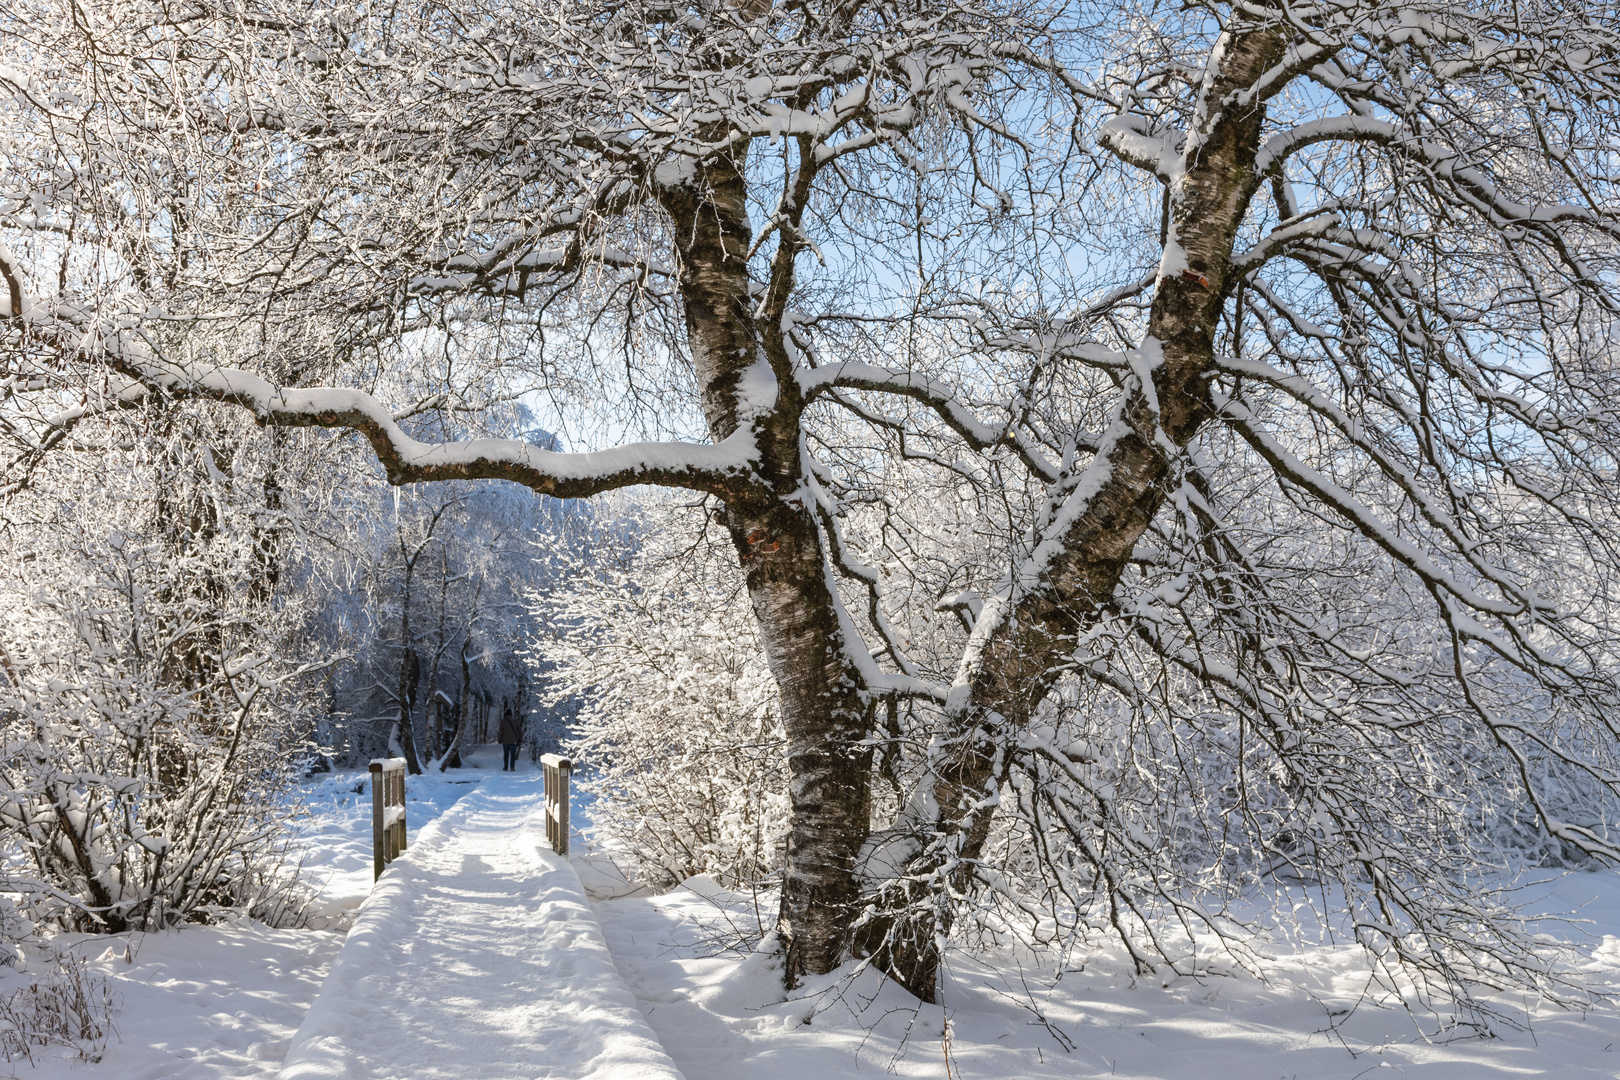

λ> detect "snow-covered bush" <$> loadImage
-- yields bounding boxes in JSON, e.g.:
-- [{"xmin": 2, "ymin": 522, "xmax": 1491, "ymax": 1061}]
[
  {"xmin": 0, "ymin": 407, "xmax": 322, "ymax": 932},
  {"xmin": 0, "ymin": 948, "xmax": 116, "ymax": 1065},
  {"xmin": 531, "ymin": 502, "xmax": 789, "ymax": 890},
  {"xmin": 0, "ymin": 899, "xmax": 32, "ymax": 972}
]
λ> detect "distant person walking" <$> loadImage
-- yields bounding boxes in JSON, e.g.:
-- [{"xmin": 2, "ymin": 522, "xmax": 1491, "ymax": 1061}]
[{"xmin": 498, "ymin": 706, "xmax": 523, "ymax": 772}]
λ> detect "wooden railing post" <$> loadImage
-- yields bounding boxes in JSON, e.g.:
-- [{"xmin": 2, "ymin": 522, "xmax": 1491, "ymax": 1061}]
[
  {"xmin": 394, "ymin": 766, "xmax": 408, "ymax": 854},
  {"xmin": 371, "ymin": 757, "xmax": 409, "ymax": 880},
  {"xmin": 370, "ymin": 761, "xmax": 385, "ymax": 881},
  {"xmin": 541, "ymin": 754, "xmax": 572, "ymax": 856}
]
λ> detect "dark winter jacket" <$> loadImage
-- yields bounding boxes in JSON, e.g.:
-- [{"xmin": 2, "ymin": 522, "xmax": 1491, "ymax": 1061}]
[{"xmin": 497, "ymin": 712, "xmax": 523, "ymax": 746}]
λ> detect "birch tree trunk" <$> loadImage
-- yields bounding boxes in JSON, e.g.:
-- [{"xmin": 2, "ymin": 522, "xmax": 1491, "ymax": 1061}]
[
  {"xmin": 864, "ymin": 22, "xmax": 1289, "ymax": 1002},
  {"xmin": 659, "ymin": 155, "xmax": 874, "ymax": 982}
]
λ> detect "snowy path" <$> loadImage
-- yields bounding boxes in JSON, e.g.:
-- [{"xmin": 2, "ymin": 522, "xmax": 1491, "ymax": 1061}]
[{"xmin": 278, "ymin": 771, "xmax": 686, "ymax": 1080}]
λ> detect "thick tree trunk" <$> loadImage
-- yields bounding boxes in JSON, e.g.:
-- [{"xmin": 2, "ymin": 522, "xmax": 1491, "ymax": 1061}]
[
  {"xmin": 746, "ymin": 509, "xmax": 874, "ymax": 981},
  {"xmin": 866, "ymin": 24, "xmax": 1288, "ymax": 1002},
  {"xmin": 659, "ymin": 155, "xmax": 874, "ymax": 984}
]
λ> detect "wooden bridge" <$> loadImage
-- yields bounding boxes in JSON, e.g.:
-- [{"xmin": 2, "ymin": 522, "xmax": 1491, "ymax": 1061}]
[{"xmin": 278, "ymin": 753, "xmax": 684, "ymax": 1080}]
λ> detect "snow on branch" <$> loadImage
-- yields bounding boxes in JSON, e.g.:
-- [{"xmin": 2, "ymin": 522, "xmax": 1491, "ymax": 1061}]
[
  {"xmin": 799, "ymin": 361, "xmax": 1061, "ymax": 481},
  {"xmin": 1216, "ymin": 392, "xmax": 1532, "ymax": 621},
  {"xmin": 1252, "ymin": 116, "xmax": 1620, "ymax": 270},
  {"xmin": 0, "ymin": 262, "xmax": 757, "ymax": 500},
  {"xmin": 198, "ymin": 375, "xmax": 759, "ymax": 498},
  {"xmin": 1213, "ymin": 354, "xmax": 1557, "ymax": 616},
  {"xmin": 1098, "ymin": 113, "xmax": 1174, "ymax": 178}
]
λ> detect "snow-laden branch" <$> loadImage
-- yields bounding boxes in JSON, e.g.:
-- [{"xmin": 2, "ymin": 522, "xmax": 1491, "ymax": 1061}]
[
  {"xmin": 1252, "ymin": 115, "xmax": 1620, "ymax": 249},
  {"xmin": 1214, "ymin": 354, "xmax": 1556, "ymax": 617},
  {"xmin": 1229, "ymin": 210, "xmax": 1341, "ymax": 271},
  {"xmin": 1098, "ymin": 113, "xmax": 1174, "ymax": 178},
  {"xmin": 799, "ymin": 361, "xmax": 1061, "ymax": 482},
  {"xmin": 1252, "ymin": 116, "xmax": 1402, "ymax": 176},
  {"xmin": 205, "ymin": 375, "xmax": 759, "ymax": 498},
  {"xmin": 1215, "ymin": 391, "xmax": 1530, "ymax": 621},
  {"xmin": 5, "ymin": 295, "xmax": 757, "ymax": 502}
]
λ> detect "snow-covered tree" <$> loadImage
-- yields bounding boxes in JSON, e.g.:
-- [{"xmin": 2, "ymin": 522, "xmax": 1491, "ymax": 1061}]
[
  {"xmin": 4, "ymin": 0, "xmax": 1620, "ymax": 1005},
  {"xmin": 532, "ymin": 500, "xmax": 789, "ymax": 890},
  {"xmin": 0, "ymin": 404, "xmax": 325, "ymax": 933}
]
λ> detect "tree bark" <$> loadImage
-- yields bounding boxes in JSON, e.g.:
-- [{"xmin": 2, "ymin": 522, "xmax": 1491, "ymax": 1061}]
[
  {"xmin": 439, "ymin": 641, "xmax": 472, "ymax": 771},
  {"xmin": 865, "ymin": 22, "xmax": 1289, "ymax": 1002},
  {"xmin": 658, "ymin": 153, "xmax": 874, "ymax": 984},
  {"xmin": 395, "ymin": 616, "xmax": 424, "ymax": 776}
]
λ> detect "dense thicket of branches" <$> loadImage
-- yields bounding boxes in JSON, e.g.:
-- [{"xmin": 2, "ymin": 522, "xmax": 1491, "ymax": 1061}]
[
  {"xmin": 4, "ymin": 0, "xmax": 1620, "ymax": 1012},
  {"xmin": 533, "ymin": 499, "xmax": 789, "ymax": 891},
  {"xmin": 0, "ymin": 404, "xmax": 324, "ymax": 934},
  {"xmin": 0, "ymin": 394, "xmax": 564, "ymax": 942},
  {"xmin": 317, "ymin": 476, "xmax": 572, "ymax": 776}
]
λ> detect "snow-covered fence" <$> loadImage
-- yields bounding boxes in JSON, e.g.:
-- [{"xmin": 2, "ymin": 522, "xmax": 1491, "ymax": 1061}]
[
  {"xmin": 542, "ymin": 754, "xmax": 572, "ymax": 856},
  {"xmin": 370, "ymin": 757, "xmax": 408, "ymax": 880}
]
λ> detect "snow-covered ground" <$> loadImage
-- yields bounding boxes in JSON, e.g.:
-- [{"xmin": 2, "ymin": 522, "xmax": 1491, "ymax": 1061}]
[
  {"xmin": 1, "ymin": 749, "xmax": 510, "ymax": 1078},
  {"xmin": 594, "ymin": 870, "xmax": 1620, "ymax": 1080},
  {"xmin": 13, "ymin": 922, "xmax": 342, "ymax": 1080},
  {"xmin": 11, "ymin": 749, "xmax": 1620, "ymax": 1079}
]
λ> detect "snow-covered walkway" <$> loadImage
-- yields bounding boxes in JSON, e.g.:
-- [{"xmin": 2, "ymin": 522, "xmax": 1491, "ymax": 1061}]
[{"xmin": 278, "ymin": 770, "xmax": 686, "ymax": 1080}]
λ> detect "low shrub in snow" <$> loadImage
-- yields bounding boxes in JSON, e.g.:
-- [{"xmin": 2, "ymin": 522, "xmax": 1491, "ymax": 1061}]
[
  {"xmin": 0, "ymin": 947, "xmax": 116, "ymax": 1066},
  {"xmin": 0, "ymin": 409, "xmax": 323, "ymax": 934}
]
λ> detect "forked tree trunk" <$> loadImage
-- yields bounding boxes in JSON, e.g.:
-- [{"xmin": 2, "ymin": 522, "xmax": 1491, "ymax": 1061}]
[{"xmin": 864, "ymin": 23, "xmax": 1289, "ymax": 1003}]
